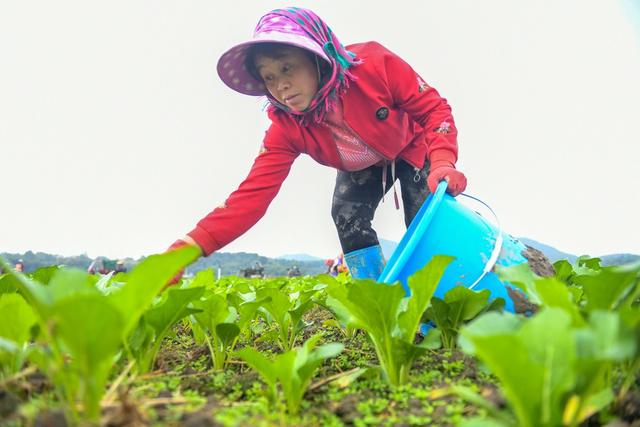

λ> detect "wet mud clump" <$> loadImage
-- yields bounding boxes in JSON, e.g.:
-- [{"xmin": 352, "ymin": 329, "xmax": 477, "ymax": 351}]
[
  {"xmin": 504, "ymin": 245, "xmax": 556, "ymax": 315},
  {"xmin": 506, "ymin": 286, "xmax": 539, "ymax": 316},
  {"xmin": 522, "ymin": 245, "xmax": 556, "ymax": 277}
]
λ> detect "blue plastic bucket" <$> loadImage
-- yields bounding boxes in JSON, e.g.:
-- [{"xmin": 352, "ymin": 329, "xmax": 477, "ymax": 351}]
[{"xmin": 378, "ymin": 181, "xmax": 528, "ymax": 313}]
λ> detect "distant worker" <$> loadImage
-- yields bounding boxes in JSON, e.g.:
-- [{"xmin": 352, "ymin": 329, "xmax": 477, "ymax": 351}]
[
  {"xmin": 15, "ymin": 259, "xmax": 25, "ymax": 273},
  {"xmin": 336, "ymin": 253, "xmax": 349, "ymax": 275},
  {"xmin": 241, "ymin": 261, "xmax": 265, "ymax": 278},
  {"xmin": 87, "ymin": 258, "xmax": 104, "ymax": 274},
  {"xmin": 87, "ymin": 257, "xmax": 126, "ymax": 274},
  {"xmin": 324, "ymin": 258, "xmax": 334, "ymax": 274},
  {"xmin": 115, "ymin": 260, "xmax": 127, "ymax": 273},
  {"xmin": 287, "ymin": 265, "xmax": 301, "ymax": 277},
  {"xmin": 327, "ymin": 253, "xmax": 348, "ymax": 276}
]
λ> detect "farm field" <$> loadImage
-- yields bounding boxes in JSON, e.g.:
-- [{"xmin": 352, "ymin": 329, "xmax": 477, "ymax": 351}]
[{"xmin": 0, "ymin": 249, "xmax": 639, "ymax": 427}]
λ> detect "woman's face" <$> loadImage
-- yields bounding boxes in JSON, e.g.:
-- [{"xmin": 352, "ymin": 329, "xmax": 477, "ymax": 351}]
[{"xmin": 254, "ymin": 47, "xmax": 320, "ymax": 112}]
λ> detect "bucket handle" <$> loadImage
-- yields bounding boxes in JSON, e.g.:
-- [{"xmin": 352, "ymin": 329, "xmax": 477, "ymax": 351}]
[{"xmin": 458, "ymin": 192, "xmax": 503, "ymax": 290}]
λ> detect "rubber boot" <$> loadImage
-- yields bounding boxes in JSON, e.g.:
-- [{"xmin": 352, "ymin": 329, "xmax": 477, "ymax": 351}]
[{"xmin": 344, "ymin": 245, "xmax": 386, "ymax": 280}]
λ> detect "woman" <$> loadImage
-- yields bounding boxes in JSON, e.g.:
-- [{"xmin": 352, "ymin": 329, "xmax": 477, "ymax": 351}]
[{"xmin": 166, "ymin": 7, "xmax": 466, "ymax": 281}]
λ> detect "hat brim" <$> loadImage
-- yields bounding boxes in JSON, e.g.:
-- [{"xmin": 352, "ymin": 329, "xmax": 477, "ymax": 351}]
[{"xmin": 217, "ymin": 32, "xmax": 330, "ymax": 96}]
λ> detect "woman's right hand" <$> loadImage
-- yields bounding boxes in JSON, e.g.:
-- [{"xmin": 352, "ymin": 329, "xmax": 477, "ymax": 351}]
[
  {"xmin": 164, "ymin": 237, "xmax": 203, "ymax": 288},
  {"xmin": 427, "ymin": 164, "xmax": 467, "ymax": 197}
]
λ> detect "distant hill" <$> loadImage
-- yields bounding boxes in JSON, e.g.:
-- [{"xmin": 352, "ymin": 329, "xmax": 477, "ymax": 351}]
[
  {"xmin": 377, "ymin": 237, "xmax": 638, "ymax": 268},
  {"xmin": 518, "ymin": 238, "xmax": 576, "ymax": 263},
  {"xmin": 0, "ymin": 251, "xmax": 137, "ymax": 273},
  {"xmin": 0, "ymin": 250, "xmax": 326, "ymax": 277},
  {"xmin": 273, "ymin": 238, "xmax": 400, "ymax": 262},
  {"xmin": 517, "ymin": 238, "xmax": 639, "ymax": 266},
  {"xmin": 276, "ymin": 253, "xmax": 323, "ymax": 262},
  {"xmin": 377, "ymin": 237, "xmax": 577, "ymax": 264},
  {"xmin": 3, "ymin": 237, "xmax": 637, "ymax": 278},
  {"xmin": 598, "ymin": 253, "xmax": 640, "ymax": 266}
]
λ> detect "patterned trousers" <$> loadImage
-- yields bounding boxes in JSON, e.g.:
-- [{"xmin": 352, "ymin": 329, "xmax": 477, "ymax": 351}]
[{"xmin": 331, "ymin": 159, "xmax": 431, "ymax": 254}]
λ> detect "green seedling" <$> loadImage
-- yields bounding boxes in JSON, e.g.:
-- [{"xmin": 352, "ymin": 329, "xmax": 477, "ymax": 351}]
[
  {"xmin": 0, "ymin": 246, "xmax": 199, "ymax": 421},
  {"xmin": 0, "ymin": 293, "xmax": 37, "ymax": 378},
  {"xmin": 235, "ymin": 334, "xmax": 343, "ymax": 414},
  {"xmin": 422, "ymin": 286, "xmax": 505, "ymax": 349},
  {"xmin": 254, "ymin": 284, "xmax": 321, "ymax": 351},
  {"xmin": 326, "ymin": 255, "xmax": 452, "ymax": 386},
  {"xmin": 458, "ymin": 307, "xmax": 637, "ymax": 427},
  {"xmin": 129, "ymin": 286, "xmax": 204, "ymax": 373},
  {"xmin": 190, "ymin": 290, "xmax": 240, "ymax": 370}
]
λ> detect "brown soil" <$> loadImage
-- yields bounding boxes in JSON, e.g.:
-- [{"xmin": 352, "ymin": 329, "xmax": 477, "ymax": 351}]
[
  {"xmin": 0, "ymin": 389, "xmax": 20, "ymax": 418},
  {"xmin": 616, "ymin": 390, "xmax": 640, "ymax": 423},
  {"xmin": 153, "ymin": 347, "xmax": 183, "ymax": 372},
  {"xmin": 330, "ymin": 392, "xmax": 364, "ymax": 424},
  {"xmin": 522, "ymin": 245, "xmax": 556, "ymax": 277},
  {"xmin": 181, "ymin": 396, "xmax": 222, "ymax": 427},
  {"xmin": 300, "ymin": 305, "xmax": 336, "ymax": 343},
  {"xmin": 431, "ymin": 392, "xmax": 459, "ymax": 422},
  {"xmin": 415, "ymin": 349, "xmax": 480, "ymax": 382},
  {"xmin": 28, "ymin": 371, "xmax": 50, "ymax": 393},
  {"xmin": 102, "ymin": 389, "xmax": 148, "ymax": 427},
  {"xmin": 187, "ymin": 345, "xmax": 209, "ymax": 364},
  {"xmin": 506, "ymin": 286, "xmax": 539, "ymax": 315},
  {"xmin": 480, "ymin": 384, "xmax": 506, "ymax": 409},
  {"xmin": 179, "ymin": 376, "xmax": 211, "ymax": 396},
  {"xmin": 33, "ymin": 409, "xmax": 68, "ymax": 427},
  {"xmin": 219, "ymin": 370, "xmax": 260, "ymax": 398},
  {"xmin": 10, "ymin": 371, "xmax": 50, "ymax": 399},
  {"xmin": 501, "ymin": 244, "xmax": 555, "ymax": 315}
]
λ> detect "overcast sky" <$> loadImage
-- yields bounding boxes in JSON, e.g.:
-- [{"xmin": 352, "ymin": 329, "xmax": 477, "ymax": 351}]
[{"xmin": 1, "ymin": 0, "xmax": 639, "ymax": 261}]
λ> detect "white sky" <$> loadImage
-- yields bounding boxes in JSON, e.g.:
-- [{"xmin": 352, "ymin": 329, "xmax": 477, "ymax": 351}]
[{"xmin": 1, "ymin": 0, "xmax": 639, "ymax": 260}]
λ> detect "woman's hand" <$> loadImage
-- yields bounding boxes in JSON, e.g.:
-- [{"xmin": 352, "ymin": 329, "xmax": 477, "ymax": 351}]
[
  {"xmin": 164, "ymin": 237, "xmax": 203, "ymax": 288},
  {"xmin": 427, "ymin": 163, "xmax": 467, "ymax": 197}
]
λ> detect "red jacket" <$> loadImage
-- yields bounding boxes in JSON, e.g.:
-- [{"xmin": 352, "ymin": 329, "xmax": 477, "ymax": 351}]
[{"xmin": 188, "ymin": 41, "xmax": 458, "ymax": 256}]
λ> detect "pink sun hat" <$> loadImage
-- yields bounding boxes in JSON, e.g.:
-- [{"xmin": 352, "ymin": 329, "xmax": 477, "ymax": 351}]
[{"xmin": 217, "ymin": 12, "xmax": 331, "ymax": 96}]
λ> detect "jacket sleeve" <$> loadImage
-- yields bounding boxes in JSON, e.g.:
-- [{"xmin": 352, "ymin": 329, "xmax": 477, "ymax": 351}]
[
  {"xmin": 187, "ymin": 123, "xmax": 299, "ymax": 256},
  {"xmin": 382, "ymin": 50, "xmax": 459, "ymax": 164}
]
